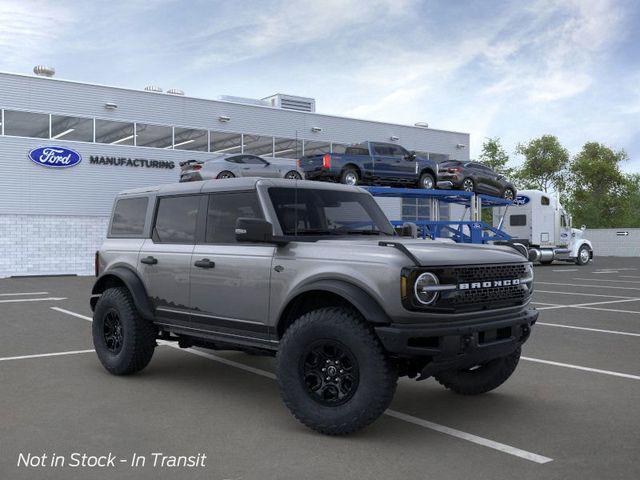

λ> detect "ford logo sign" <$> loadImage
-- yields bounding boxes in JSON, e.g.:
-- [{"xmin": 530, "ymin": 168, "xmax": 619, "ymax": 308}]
[
  {"xmin": 28, "ymin": 146, "xmax": 82, "ymax": 168},
  {"xmin": 514, "ymin": 195, "xmax": 530, "ymax": 206}
]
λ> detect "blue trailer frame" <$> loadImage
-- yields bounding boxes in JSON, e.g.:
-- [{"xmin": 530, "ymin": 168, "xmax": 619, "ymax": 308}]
[{"xmin": 364, "ymin": 187, "xmax": 513, "ymax": 244}]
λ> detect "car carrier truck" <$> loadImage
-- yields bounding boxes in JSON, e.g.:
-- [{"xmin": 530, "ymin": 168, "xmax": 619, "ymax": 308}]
[{"xmin": 493, "ymin": 189, "xmax": 593, "ymax": 265}]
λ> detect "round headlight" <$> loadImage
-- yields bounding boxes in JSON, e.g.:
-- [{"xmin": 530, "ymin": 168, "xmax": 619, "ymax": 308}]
[{"xmin": 414, "ymin": 272, "xmax": 440, "ymax": 305}]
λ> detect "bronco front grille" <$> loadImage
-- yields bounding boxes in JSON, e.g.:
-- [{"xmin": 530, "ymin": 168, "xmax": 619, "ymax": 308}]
[{"xmin": 404, "ymin": 263, "xmax": 532, "ymax": 313}]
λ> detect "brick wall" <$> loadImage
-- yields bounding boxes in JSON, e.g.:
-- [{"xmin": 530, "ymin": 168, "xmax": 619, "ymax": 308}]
[{"xmin": 0, "ymin": 215, "xmax": 109, "ymax": 278}]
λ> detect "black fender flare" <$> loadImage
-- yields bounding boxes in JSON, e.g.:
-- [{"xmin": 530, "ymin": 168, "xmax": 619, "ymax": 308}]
[
  {"xmin": 91, "ymin": 266, "xmax": 155, "ymax": 321},
  {"xmin": 281, "ymin": 279, "xmax": 391, "ymax": 325}
]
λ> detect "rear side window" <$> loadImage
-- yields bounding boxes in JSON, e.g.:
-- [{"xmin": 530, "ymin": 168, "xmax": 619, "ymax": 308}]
[
  {"xmin": 110, "ymin": 197, "xmax": 148, "ymax": 237},
  {"xmin": 510, "ymin": 215, "xmax": 527, "ymax": 226},
  {"xmin": 205, "ymin": 192, "xmax": 263, "ymax": 244},
  {"xmin": 345, "ymin": 147, "xmax": 369, "ymax": 156},
  {"xmin": 541, "ymin": 196, "xmax": 550, "ymax": 206},
  {"xmin": 154, "ymin": 195, "xmax": 200, "ymax": 243}
]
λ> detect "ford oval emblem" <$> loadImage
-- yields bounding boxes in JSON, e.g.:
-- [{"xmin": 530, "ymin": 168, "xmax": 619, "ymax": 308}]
[
  {"xmin": 514, "ymin": 195, "xmax": 530, "ymax": 206},
  {"xmin": 28, "ymin": 146, "xmax": 82, "ymax": 168}
]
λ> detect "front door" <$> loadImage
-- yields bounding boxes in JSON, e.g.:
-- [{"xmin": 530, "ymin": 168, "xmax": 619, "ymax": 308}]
[
  {"xmin": 139, "ymin": 194, "xmax": 201, "ymax": 324},
  {"xmin": 240, "ymin": 155, "xmax": 279, "ymax": 178},
  {"xmin": 189, "ymin": 191, "xmax": 274, "ymax": 342}
]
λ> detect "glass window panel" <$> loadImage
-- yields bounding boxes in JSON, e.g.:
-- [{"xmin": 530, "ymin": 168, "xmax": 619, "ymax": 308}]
[
  {"xmin": 303, "ymin": 140, "xmax": 331, "ymax": 156},
  {"xmin": 243, "ymin": 134, "xmax": 274, "ymax": 156},
  {"xmin": 110, "ymin": 197, "xmax": 148, "ymax": 236},
  {"xmin": 154, "ymin": 195, "xmax": 200, "ymax": 244},
  {"xmin": 210, "ymin": 131, "xmax": 242, "ymax": 154},
  {"xmin": 4, "ymin": 110, "xmax": 49, "ymax": 138},
  {"xmin": 331, "ymin": 143, "xmax": 348, "ymax": 154},
  {"xmin": 136, "ymin": 123, "xmax": 172, "ymax": 148},
  {"xmin": 205, "ymin": 192, "xmax": 263, "ymax": 244},
  {"xmin": 429, "ymin": 153, "xmax": 450, "ymax": 163},
  {"xmin": 51, "ymin": 115, "xmax": 93, "ymax": 142},
  {"xmin": 273, "ymin": 137, "xmax": 302, "ymax": 158},
  {"xmin": 95, "ymin": 119, "xmax": 134, "ymax": 145},
  {"xmin": 173, "ymin": 127, "xmax": 208, "ymax": 151}
]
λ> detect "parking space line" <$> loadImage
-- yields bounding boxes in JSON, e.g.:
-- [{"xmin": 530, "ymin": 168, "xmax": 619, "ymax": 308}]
[
  {"xmin": 0, "ymin": 349, "xmax": 94, "ymax": 362},
  {"xmin": 621, "ymin": 275, "xmax": 640, "ymax": 279},
  {"xmin": 0, "ymin": 297, "xmax": 67, "ymax": 304},
  {"xmin": 551, "ymin": 269, "xmax": 578, "ymax": 272},
  {"xmin": 522, "ymin": 357, "xmax": 640, "ymax": 381},
  {"xmin": 537, "ymin": 322, "xmax": 640, "ymax": 337},
  {"xmin": 0, "ymin": 291, "xmax": 49, "ymax": 296},
  {"xmin": 51, "ymin": 307, "xmax": 92, "ymax": 321},
  {"xmin": 534, "ymin": 298, "xmax": 640, "ymax": 311},
  {"xmin": 536, "ymin": 290, "xmax": 636, "ymax": 299},
  {"xmin": 537, "ymin": 282, "xmax": 640, "ymax": 291},
  {"xmin": 46, "ymin": 308, "xmax": 553, "ymax": 464},
  {"xmin": 384, "ymin": 410, "xmax": 553, "ymax": 464},
  {"xmin": 572, "ymin": 278, "xmax": 640, "ymax": 284},
  {"xmin": 573, "ymin": 305, "xmax": 640, "ymax": 315}
]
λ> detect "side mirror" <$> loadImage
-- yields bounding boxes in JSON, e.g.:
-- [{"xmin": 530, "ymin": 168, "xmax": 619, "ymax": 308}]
[
  {"xmin": 404, "ymin": 151, "xmax": 416, "ymax": 161},
  {"xmin": 235, "ymin": 218, "xmax": 275, "ymax": 243},
  {"xmin": 394, "ymin": 222, "xmax": 418, "ymax": 238},
  {"xmin": 581, "ymin": 225, "xmax": 586, "ymax": 231}
]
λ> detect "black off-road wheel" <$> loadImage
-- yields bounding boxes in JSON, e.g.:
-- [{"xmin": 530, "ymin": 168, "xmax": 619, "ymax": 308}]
[
  {"xmin": 92, "ymin": 287, "xmax": 157, "ymax": 375},
  {"xmin": 276, "ymin": 307, "xmax": 397, "ymax": 435},
  {"xmin": 434, "ymin": 347, "xmax": 521, "ymax": 395}
]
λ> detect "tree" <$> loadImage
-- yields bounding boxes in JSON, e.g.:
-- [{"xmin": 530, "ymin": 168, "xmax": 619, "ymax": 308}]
[
  {"xmin": 514, "ymin": 135, "xmax": 569, "ymax": 192},
  {"xmin": 566, "ymin": 142, "xmax": 635, "ymax": 228},
  {"xmin": 478, "ymin": 137, "xmax": 514, "ymax": 177}
]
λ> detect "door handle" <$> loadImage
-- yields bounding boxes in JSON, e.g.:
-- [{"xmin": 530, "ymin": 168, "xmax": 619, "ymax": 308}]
[
  {"xmin": 141, "ymin": 256, "xmax": 158, "ymax": 265},
  {"xmin": 194, "ymin": 258, "xmax": 215, "ymax": 269}
]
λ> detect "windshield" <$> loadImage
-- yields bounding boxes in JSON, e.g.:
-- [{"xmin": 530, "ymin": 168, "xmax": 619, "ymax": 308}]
[{"xmin": 268, "ymin": 187, "xmax": 395, "ymax": 237}]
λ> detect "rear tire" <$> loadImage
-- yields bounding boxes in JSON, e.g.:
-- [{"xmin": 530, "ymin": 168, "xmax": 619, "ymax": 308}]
[
  {"xmin": 284, "ymin": 170, "xmax": 302, "ymax": 180},
  {"xmin": 276, "ymin": 307, "xmax": 397, "ymax": 435},
  {"xmin": 418, "ymin": 172, "xmax": 435, "ymax": 189},
  {"xmin": 434, "ymin": 347, "xmax": 521, "ymax": 395},
  {"xmin": 462, "ymin": 178, "xmax": 475, "ymax": 192},
  {"xmin": 503, "ymin": 187, "xmax": 515, "ymax": 200},
  {"xmin": 217, "ymin": 171, "xmax": 235, "ymax": 179},
  {"xmin": 340, "ymin": 168, "xmax": 359, "ymax": 186},
  {"xmin": 92, "ymin": 287, "xmax": 157, "ymax": 375}
]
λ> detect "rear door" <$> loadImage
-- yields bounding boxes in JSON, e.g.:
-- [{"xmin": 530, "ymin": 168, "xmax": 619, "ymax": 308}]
[
  {"xmin": 139, "ymin": 194, "xmax": 201, "ymax": 324},
  {"xmin": 371, "ymin": 143, "xmax": 396, "ymax": 181},
  {"xmin": 189, "ymin": 191, "xmax": 275, "ymax": 343}
]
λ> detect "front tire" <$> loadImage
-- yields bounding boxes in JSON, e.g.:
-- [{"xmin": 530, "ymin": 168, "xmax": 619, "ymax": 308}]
[
  {"xmin": 92, "ymin": 287, "xmax": 157, "ymax": 375},
  {"xmin": 576, "ymin": 245, "xmax": 591, "ymax": 265},
  {"xmin": 462, "ymin": 178, "xmax": 475, "ymax": 192},
  {"xmin": 418, "ymin": 172, "xmax": 435, "ymax": 189},
  {"xmin": 276, "ymin": 307, "xmax": 397, "ymax": 435},
  {"xmin": 503, "ymin": 187, "xmax": 515, "ymax": 200},
  {"xmin": 434, "ymin": 347, "xmax": 521, "ymax": 395}
]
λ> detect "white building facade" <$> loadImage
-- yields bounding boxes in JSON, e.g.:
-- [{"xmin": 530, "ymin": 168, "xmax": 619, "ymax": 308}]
[{"xmin": 0, "ymin": 71, "xmax": 470, "ymax": 277}]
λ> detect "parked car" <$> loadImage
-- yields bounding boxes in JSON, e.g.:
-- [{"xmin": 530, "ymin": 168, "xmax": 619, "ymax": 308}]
[
  {"xmin": 437, "ymin": 160, "xmax": 517, "ymax": 199},
  {"xmin": 91, "ymin": 177, "xmax": 537, "ymax": 435},
  {"xmin": 298, "ymin": 141, "xmax": 439, "ymax": 189},
  {"xmin": 179, "ymin": 154, "xmax": 304, "ymax": 182}
]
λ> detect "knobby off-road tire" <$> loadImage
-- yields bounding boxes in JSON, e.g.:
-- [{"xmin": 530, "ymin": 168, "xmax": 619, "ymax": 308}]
[
  {"xmin": 276, "ymin": 307, "xmax": 397, "ymax": 435},
  {"xmin": 434, "ymin": 347, "xmax": 521, "ymax": 395},
  {"xmin": 93, "ymin": 287, "xmax": 157, "ymax": 375}
]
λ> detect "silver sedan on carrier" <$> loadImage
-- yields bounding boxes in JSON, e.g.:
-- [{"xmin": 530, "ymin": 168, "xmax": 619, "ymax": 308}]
[{"xmin": 179, "ymin": 154, "xmax": 304, "ymax": 182}]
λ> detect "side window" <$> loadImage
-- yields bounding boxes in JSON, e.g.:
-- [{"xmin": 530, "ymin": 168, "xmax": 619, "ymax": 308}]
[
  {"xmin": 243, "ymin": 155, "xmax": 267, "ymax": 165},
  {"xmin": 389, "ymin": 145, "xmax": 407, "ymax": 158},
  {"xmin": 541, "ymin": 196, "xmax": 550, "ymax": 206},
  {"xmin": 110, "ymin": 197, "xmax": 148, "ymax": 236},
  {"xmin": 510, "ymin": 215, "xmax": 527, "ymax": 226},
  {"xmin": 226, "ymin": 156, "xmax": 243, "ymax": 164},
  {"xmin": 205, "ymin": 192, "xmax": 263, "ymax": 244},
  {"xmin": 154, "ymin": 195, "xmax": 200, "ymax": 244},
  {"xmin": 373, "ymin": 144, "xmax": 391, "ymax": 156}
]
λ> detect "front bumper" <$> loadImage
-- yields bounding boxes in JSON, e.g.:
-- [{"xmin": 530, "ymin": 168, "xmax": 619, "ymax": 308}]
[{"xmin": 375, "ymin": 307, "xmax": 537, "ymax": 374}]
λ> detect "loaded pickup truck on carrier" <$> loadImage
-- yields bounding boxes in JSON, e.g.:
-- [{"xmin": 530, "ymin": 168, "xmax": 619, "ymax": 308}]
[{"xmin": 298, "ymin": 141, "xmax": 439, "ymax": 189}]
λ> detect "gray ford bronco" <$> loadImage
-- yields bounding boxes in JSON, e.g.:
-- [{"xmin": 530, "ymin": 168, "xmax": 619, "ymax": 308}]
[{"xmin": 91, "ymin": 178, "xmax": 538, "ymax": 435}]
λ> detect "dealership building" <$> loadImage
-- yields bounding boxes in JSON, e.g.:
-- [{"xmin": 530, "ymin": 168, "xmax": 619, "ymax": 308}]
[{"xmin": 0, "ymin": 69, "xmax": 470, "ymax": 278}]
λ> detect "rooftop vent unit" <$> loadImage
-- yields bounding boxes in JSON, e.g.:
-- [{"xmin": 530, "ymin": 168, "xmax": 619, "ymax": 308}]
[
  {"xmin": 219, "ymin": 95, "xmax": 270, "ymax": 107},
  {"xmin": 33, "ymin": 65, "xmax": 55, "ymax": 77},
  {"xmin": 167, "ymin": 88, "xmax": 185, "ymax": 96},
  {"xmin": 144, "ymin": 85, "xmax": 163, "ymax": 93},
  {"xmin": 262, "ymin": 94, "xmax": 316, "ymax": 113}
]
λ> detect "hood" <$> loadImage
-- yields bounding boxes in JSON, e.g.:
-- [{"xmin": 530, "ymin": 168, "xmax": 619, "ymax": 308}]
[{"xmin": 312, "ymin": 237, "xmax": 527, "ymax": 266}]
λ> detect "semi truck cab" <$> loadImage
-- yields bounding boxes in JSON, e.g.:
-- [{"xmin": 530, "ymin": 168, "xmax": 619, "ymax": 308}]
[{"xmin": 494, "ymin": 189, "xmax": 593, "ymax": 265}]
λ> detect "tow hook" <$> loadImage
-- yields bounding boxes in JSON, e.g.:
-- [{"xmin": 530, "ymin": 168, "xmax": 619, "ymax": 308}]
[
  {"xmin": 462, "ymin": 335, "xmax": 472, "ymax": 351},
  {"xmin": 521, "ymin": 326, "xmax": 531, "ymax": 341}
]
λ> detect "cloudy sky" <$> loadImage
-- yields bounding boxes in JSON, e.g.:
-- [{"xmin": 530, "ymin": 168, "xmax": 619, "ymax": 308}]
[{"xmin": 1, "ymin": 0, "xmax": 638, "ymax": 171}]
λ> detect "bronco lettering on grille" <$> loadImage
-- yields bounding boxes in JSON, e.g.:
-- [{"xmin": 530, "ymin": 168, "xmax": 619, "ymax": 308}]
[{"xmin": 458, "ymin": 279, "xmax": 521, "ymax": 290}]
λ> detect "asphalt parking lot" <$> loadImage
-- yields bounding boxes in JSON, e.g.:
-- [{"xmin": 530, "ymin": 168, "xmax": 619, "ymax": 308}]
[{"xmin": 1, "ymin": 257, "xmax": 639, "ymax": 480}]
